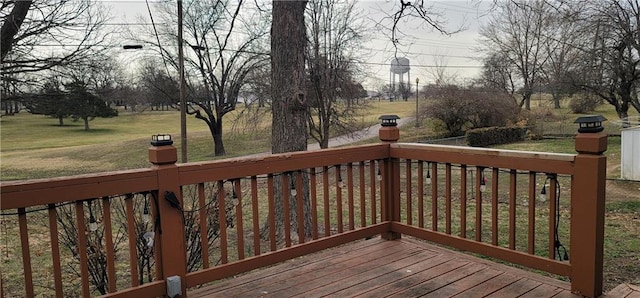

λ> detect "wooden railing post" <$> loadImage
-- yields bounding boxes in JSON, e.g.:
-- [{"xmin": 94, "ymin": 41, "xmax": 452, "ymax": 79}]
[
  {"xmin": 149, "ymin": 135, "xmax": 187, "ymax": 297},
  {"xmin": 570, "ymin": 116, "xmax": 607, "ymax": 297},
  {"xmin": 379, "ymin": 115, "xmax": 401, "ymax": 240}
]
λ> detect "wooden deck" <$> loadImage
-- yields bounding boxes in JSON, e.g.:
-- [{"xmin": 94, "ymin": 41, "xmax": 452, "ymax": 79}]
[{"xmin": 189, "ymin": 237, "xmax": 578, "ymax": 297}]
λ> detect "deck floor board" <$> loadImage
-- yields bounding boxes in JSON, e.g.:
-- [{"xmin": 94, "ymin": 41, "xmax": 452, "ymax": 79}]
[{"xmin": 189, "ymin": 237, "xmax": 578, "ymax": 298}]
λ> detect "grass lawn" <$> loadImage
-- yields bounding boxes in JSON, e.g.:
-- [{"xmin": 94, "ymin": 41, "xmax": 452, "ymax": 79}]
[{"xmin": 0, "ymin": 101, "xmax": 416, "ymax": 180}]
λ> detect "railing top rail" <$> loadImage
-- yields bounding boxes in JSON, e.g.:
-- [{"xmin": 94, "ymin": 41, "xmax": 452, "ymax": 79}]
[
  {"xmin": 177, "ymin": 143, "xmax": 389, "ymax": 185},
  {"xmin": 390, "ymin": 143, "xmax": 576, "ymax": 174},
  {"xmin": 1, "ymin": 168, "xmax": 157, "ymax": 210}
]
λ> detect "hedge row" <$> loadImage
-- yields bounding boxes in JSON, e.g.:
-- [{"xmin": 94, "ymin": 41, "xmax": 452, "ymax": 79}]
[{"xmin": 466, "ymin": 126, "xmax": 527, "ymax": 147}]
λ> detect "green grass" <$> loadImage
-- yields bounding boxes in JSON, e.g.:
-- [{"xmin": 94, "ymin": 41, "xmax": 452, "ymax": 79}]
[{"xmin": 0, "ymin": 102, "xmax": 416, "ymax": 181}]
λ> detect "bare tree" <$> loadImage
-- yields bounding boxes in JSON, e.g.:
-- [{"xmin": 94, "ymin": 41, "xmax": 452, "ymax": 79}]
[
  {"xmin": 136, "ymin": 59, "xmax": 180, "ymax": 111},
  {"xmin": 397, "ymin": 82, "xmax": 412, "ymax": 101},
  {"xmin": 539, "ymin": 6, "xmax": 583, "ymax": 108},
  {"xmin": 426, "ymin": 54, "xmax": 459, "ymax": 86},
  {"xmin": 130, "ymin": 0, "xmax": 269, "ymax": 157},
  {"xmin": 1, "ymin": 0, "xmax": 111, "ymax": 85},
  {"xmin": 570, "ymin": 0, "xmax": 640, "ymax": 123},
  {"xmin": 306, "ymin": 0, "xmax": 368, "ymax": 149},
  {"xmin": 479, "ymin": 0, "xmax": 553, "ymax": 110},
  {"xmin": 478, "ymin": 52, "xmax": 518, "ymax": 100}
]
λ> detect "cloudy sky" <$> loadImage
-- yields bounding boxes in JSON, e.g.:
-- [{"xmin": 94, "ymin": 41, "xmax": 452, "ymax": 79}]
[
  {"xmin": 356, "ymin": 1, "xmax": 492, "ymax": 88},
  {"xmin": 107, "ymin": 0, "xmax": 492, "ymax": 89}
]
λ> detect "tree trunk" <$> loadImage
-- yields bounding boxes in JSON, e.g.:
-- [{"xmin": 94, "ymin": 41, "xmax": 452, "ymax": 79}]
[
  {"xmin": 1, "ymin": 1, "xmax": 32, "ymax": 62},
  {"xmin": 83, "ymin": 117, "xmax": 90, "ymax": 130},
  {"xmin": 58, "ymin": 116, "xmax": 64, "ymax": 126},
  {"xmin": 269, "ymin": 0, "xmax": 312, "ymax": 239},
  {"xmin": 552, "ymin": 92, "xmax": 561, "ymax": 109},
  {"xmin": 321, "ymin": 119, "xmax": 330, "ymax": 149},
  {"xmin": 211, "ymin": 120, "xmax": 226, "ymax": 156}
]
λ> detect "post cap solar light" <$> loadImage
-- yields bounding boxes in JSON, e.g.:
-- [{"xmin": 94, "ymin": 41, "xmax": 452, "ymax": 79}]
[
  {"xmin": 151, "ymin": 134, "xmax": 173, "ymax": 146},
  {"xmin": 379, "ymin": 115, "xmax": 400, "ymax": 127},
  {"xmin": 574, "ymin": 115, "xmax": 606, "ymax": 133}
]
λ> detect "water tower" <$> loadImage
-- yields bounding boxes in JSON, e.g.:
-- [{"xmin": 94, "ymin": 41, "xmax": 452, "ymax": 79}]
[{"xmin": 390, "ymin": 57, "xmax": 411, "ymax": 99}]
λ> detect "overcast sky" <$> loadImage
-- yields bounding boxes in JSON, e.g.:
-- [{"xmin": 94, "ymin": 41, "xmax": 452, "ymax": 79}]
[{"xmin": 107, "ymin": 0, "xmax": 492, "ymax": 90}]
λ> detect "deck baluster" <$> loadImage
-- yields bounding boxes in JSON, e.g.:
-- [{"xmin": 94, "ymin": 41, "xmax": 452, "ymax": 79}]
[
  {"xmin": 18, "ymin": 208, "xmax": 34, "ymax": 297},
  {"xmin": 405, "ymin": 159, "xmax": 412, "ymax": 225},
  {"xmin": 460, "ymin": 165, "xmax": 467, "ymax": 238},
  {"xmin": 47, "ymin": 203, "xmax": 64, "ymax": 297},
  {"xmin": 509, "ymin": 170, "xmax": 517, "ymax": 250},
  {"xmin": 234, "ymin": 179, "xmax": 245, "ymax": 259},
  {"xmin": 101, "ymin": 197, "xmax": 117, "ymax": 293},
  {"xmin": 347, "ymin": 163, "xmax": 355, "ymax": 230},
  {"xmin": 431, "ymin": 162, "xmax": 438, "ymax": 231},
  {"xmin": 335, "ymin": 165, "xmax": 343, "ymax": 233},
  {"xmin": 251, "ymin": 176, "xmax": 261, "ymax": 255},
  {"xmin": 528, "ymin": 172, "xmax": 537, "ymax": 255},
  {"xmin": 491, "ymin": 168, "xmax": 499, "ymax": 246},
  {"xmin": 310, "ymin": 168, "xmax": 319, "ymax": 240},
  {"xmin": 418, "ymin": 161, "xmax": 424, "ymax": 228},
  {"xmin": 445, "ymin": 163, "xmax": 452, "ymax": 234},
  {"xmin": 359, "ymin": 161, "xmax": 366, "ymax": 228},
  {"xmin": 197, "ymin": 183, "xmax": 209, "ymax": 268}
]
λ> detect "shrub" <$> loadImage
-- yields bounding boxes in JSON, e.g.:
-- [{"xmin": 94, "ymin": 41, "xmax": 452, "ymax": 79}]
[
  {"xmin": 466, "ymin": 126, "xmax": 527, "ymax": 147},
  {"xmin": 423, "ymin": 85, "xmax": 518, "ymax": 136},
  {"xmin": 569, "ymin": 95, "xmax": 598, "ymax": 114}
]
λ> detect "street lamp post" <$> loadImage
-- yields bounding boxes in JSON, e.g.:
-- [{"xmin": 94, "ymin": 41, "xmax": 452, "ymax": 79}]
[{"xmin": 415, "ymin": 77, "xmax": 419, "ymax": 128}]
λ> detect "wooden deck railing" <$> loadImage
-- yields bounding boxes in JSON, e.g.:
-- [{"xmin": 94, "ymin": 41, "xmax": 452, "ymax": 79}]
[{"xmin": 0, "ymin": 121, "xmax": 607, "ymax": 298}]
